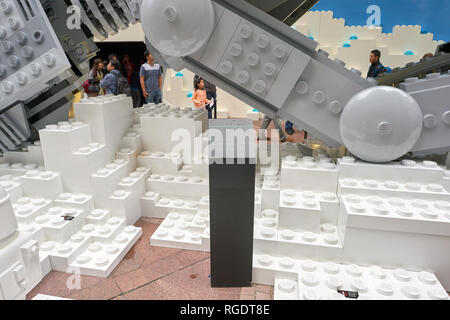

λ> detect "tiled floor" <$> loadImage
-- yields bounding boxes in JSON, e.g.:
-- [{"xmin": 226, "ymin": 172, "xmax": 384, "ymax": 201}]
[
  {"xmin": 26, "ymin": 122, "xmax": 304, "ymax": 300},
  {"xmin": 26, "ymin": 218, "xmax": 274, "ymax": 300}
]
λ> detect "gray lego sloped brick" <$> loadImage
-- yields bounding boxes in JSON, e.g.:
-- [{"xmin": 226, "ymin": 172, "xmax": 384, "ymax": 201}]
[
  {"xmin": 0, "ymin": 0, "xmax": 70, "ymax": 111},
  {"xmin": 408, "ymin": 73, "xmax": 450, "ymax": 155}
]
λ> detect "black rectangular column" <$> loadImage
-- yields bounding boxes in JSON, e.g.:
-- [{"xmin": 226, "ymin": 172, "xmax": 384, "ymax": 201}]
[{"xmin": 208, "ymin": 119, "xmax": 256, "ymax": 288}]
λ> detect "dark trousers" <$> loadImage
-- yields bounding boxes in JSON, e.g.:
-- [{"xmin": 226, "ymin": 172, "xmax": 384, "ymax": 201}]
[
  {"xmin": 206, "ymin": 91, "xmax": 217, "ymax": 119},
  {"xmin": 131, "ymin": 89, "xmax": 144, "ymax": 108}
]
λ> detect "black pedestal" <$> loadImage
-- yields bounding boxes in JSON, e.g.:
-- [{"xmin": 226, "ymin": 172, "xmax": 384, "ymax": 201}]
[
  {"xmin": 209, "ymin": 160, "xmax": 256, "ymax": 287},
  {"xmin": 208, "ymin": 119, "xmax": 256, "ymax": 288}
]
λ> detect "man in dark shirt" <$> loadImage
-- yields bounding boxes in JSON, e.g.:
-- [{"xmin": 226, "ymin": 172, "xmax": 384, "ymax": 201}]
[{"xmin": 367, "ymin": 49, "xmax": 386, "ymax": 78}]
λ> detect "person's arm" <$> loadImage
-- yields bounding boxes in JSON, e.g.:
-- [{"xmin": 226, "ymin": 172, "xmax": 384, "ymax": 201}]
[
  {"xmin": 158, "ymin": 75, "xmax": 162, "ymax": 90},
  {"xmin": 140, "ymin": 75, "xmax": 148, "ymax": 98},
  {"xmin": 99, "ymin": 74, "xmax": 110, "ymax": 90}
]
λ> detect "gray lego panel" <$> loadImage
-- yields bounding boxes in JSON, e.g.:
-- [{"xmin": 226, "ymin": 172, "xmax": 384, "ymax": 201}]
[
  {"xmin": 189, "ymin": 2, "xmax": 374, "ymax": 148},
  {"xmin": 405, "ymin": 72, "xmax": 450, "ymax": 156},
  {"xmin": 0, "ymin": 0, "xmax": 70, "ymax": 110}
]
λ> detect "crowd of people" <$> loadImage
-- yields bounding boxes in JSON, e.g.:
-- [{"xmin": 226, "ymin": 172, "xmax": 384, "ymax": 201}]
[
  {"xmin": 84, "ymin": 47, "xmax": 408, "ymax": 143},
  {"xmin": 83, "ymin": 50, "xmax": 219, "ymax": 120}
]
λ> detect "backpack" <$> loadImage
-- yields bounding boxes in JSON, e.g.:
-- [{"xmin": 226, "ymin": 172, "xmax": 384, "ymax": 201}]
[{"xmin": 113, "ymin": 72, "xmax": 131, "ymax": 96}]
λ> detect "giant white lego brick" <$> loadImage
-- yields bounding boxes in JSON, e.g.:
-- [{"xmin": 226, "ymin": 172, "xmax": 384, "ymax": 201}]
[
  {"xmin": 78, "ymin": 217, "xmax": 126, "ymax": 242},
  {"xmin": 140, "ymin": 108, "xmax": 207, "ymax": 153},
  {"xmin": 68, "ymin": 226, "xmax": 142, "ymax": 278},
  {"xmin": 296, "ymin": 262, "xmax": 449, "ymax": 300},
  {"xmin": 53, "ymin": 193, "xmax": 95, "ymax": 212},
  {"xmin": 340, "ymin": 226, "xmax": 450, "ymax": 291},
  {"xmin": 318, "ymin": 192, "xmax": 340, "ymax": 225},
  {"xmin": 140, "ymin": 192, "xmax": 162, "ymax": 218},
  {"xmin": 254, "ymin": 191, "xmax": 262, "ymax": 219},
  {"xmin": 107, "ymin": 190, "xmax": 141, "ymax": 225},
  {"xmin": 116, "ymin": 148, "xmax": 137, "ymax": 174},
  {"xmin": 116, "ymin": 169, "xmax": 149, "ymax": 196},
  {"xmin": 19, "ymin": 171, "xmax": 63, "ymax": 199},
  {"xmin": 339, "ymin": 178, "xmax": 450, "ymax": 201},
  {"xmin": 274, "ymin": 277, "xmax": 299, "ymax": 300},
  {"xmin": 278, "ymin": 190, "xmax": 321, "ymax": 233},
  {"xmin": 13, "ymin": 198, "xmax": 53, "ymax": 224},
  {"xmin": 280, "ymin": 156, "xmax": 338, "ymax": 193},
  {"xmin": 91, "ymin": 160, "xmax": 130, "ymax": 208},
  {"xmin": 146, "ymin": 174, "xmax": 209, "ymax": 198},
  {"xmin": 28, "ymin": 208, "xmax": 87, "ymax": 244},
  {"xmin": 137, "ymin": 151, "xmax": 182, "ymax": 174},
  {"xmin": 39, "ymin": 254, "xmax": 52, "ymax": 278},
  {"xmin": 74, "ymin": 96, "xmax": 134, "ymax": 160},
  {"xmin": 3, "ymin": 141, "xmax": 44, "ymax": 167},
  {"xmin": 0, "ymin": 188, "xmax": 18, "ymax": 241},
  {"xmin": 121, "ymin": 132, "xmax": 143, "ymax": 155},
  {"xmin": 443, "ymin": 171, "xmax": 450, "ymax": 193},
  {"xmin": 337, "ymin": 157, "xmax": 445, "ymax": 184},
  {"xmin": 340, "ymin": 195, "xmax": 450, "ymax": 237},
  {"xmin": 261, "ymin": 175, "xmax": 280, "ymax": 213},
  {"xmin": 153, "ymin": 197, "xmax": 202, "ymax": 217},
  {"xmin": 151, "ymin": 211, "xmax": 210, "ymax": 252},
  {"xmin": 72, "ymin": 143, "xmax": 109, "ymax": 175},
  {"xmin": 0, "ymin": 176, "xmax": 23, "ymax": 203},
  {"xmin": 48, "ymin": 233, "xmax": 92, "ymax": 272},
  {"xmin": 0, "ymin": 162, "xmax": 40, "ymax": 177},
  {"xmin": 84, "ymin": 209, "xmax": 112, "ymax": 226},
  {"xmin": 39, "ymin": 122, "xmax": 92, "ymax": 171},
  {"xmin": 253, "ymin": 254, "xmax": 300, "ymax": 286},
  {"xmin": 261, "ymin": 225, "xmax": 343, "ymax": 262}
]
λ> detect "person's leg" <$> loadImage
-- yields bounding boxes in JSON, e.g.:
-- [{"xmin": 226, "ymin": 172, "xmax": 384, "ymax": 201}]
[
  {"xmin": 155, "ymin": 89, "xmax": 162, "ymax": 105},
  {"xmin": 258, "ymin": 115, "xmax": 272, "ymax": 140},
  {"xmin": 273, "ymin": 118, "xmax": 287, "ymax": 142}
]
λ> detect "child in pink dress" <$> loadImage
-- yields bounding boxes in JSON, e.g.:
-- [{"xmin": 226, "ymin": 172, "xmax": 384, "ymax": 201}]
[{"xmin": 192, "ymin": 78, "xmax": 212, "ymax": 109}]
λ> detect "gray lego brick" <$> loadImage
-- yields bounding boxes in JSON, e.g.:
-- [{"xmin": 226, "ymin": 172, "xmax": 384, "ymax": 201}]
[{"xmin": 0, "ymin": 0, "xmax": 70, "ymax": 110}]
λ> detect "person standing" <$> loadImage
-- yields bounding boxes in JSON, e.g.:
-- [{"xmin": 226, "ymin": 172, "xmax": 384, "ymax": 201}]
[
  {"xmin": 367, "ymin": 49, "xmax": 387, "ymax": 78},
  {"xmin": 140, "ymin": 51, "xmax": 163, "ymax": 105},
  {"xmin": 99, "ymin": 60, "xmax": 122, "ymax": 95},
  {"xmin": 192, "ymin": 77, "xmax": 212, "ymax": 110},
  {"xmin": 194, "ymin": 75, "xmax": 217, "ymax": 119},
  {"xmin": 258, "ymin": 115, "xmax": 287, "ymax": 143},
  {"xmin": 87, "ymin": 59, "xmax": 104, "ymax": 97},
  {"xmin": 122, "ymin": 54, "xmax": 135, "ymax": 84}
]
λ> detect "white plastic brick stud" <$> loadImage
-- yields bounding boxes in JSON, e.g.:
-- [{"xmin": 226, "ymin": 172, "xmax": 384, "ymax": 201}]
[
  {"xmin": 274, "ymin": 278, "xmax": 299, "ymax": 300},
  {"xmin": 19, "ymin": 171, "xmax": 63, "ymax": 199},
  {"xmin": 121, "ymin": 132, "xmax": 142, "ymax": 155}
]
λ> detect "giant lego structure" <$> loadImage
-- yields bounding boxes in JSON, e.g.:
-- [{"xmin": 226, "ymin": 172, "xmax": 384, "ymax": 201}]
[{"xmin": 0, "ymin": 0, "xmax": 450, "ymax": 300}]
